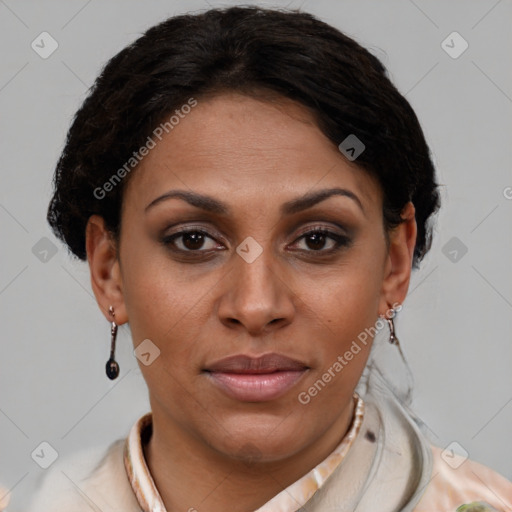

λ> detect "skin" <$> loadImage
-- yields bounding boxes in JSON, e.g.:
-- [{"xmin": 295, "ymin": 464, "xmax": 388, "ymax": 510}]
[{"xmin": 86, "ymin": 92, "xmax": 416, "ymax": 512}]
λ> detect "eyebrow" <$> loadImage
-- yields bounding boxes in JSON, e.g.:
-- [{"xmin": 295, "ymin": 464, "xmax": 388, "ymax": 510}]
[{"xmin": 144, "ymin": 187, "xmax": 365, "ymax": 215}]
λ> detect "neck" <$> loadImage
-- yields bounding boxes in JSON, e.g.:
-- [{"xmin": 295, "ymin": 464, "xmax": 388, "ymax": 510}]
[{"xmin": 144, "ymin": 396, "xmax": 356, "ymax": 512}]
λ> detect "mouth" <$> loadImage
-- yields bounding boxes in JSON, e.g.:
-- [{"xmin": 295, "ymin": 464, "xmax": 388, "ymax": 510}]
[{"xmin": 203, "ymin": 353, "xmax": 309, "ymax": 402}]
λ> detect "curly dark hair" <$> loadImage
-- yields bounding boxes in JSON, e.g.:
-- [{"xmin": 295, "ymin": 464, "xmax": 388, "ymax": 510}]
[{"xmin": 47, "ymin": 5, "xmax": 440, "ymax": 266}]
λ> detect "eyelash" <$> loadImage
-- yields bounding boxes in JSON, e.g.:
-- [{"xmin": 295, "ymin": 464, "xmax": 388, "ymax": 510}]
[{"xmin": 160, "ymin": 225, "xmax": 351, "ymax": 257}]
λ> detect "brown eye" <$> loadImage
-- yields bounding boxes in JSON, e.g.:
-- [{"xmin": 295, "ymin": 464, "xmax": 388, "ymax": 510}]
[
  {"xmin": 303, "ymin": 231, "xmax": 330, "ymax": 251},
  {"xmin": 162, "ymin": 229, "xmax": 221, "ymax": 252},
  {"xmin": 291, "ymin": 227, "xmax": 351, "ymax": 253},
  {"xmin": 181, "ymin": 232, "xmax": 207, "ymax": 250}
]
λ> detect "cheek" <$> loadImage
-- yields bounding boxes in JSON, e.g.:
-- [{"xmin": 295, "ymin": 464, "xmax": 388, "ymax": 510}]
[
  {"xmin": 121, "ymin": 250, "xmax": 215, "ymax": 380},
  {"xmin": 125, "ymin": 274, "xmax": 201, "ymax": 346},
  {"xmin": 301, "ymin": 256, "xmax": 384, "ymax": 377},
  {"xmin": 120, "ymin": 223, "xmax": 193, "ymax": 327},
  {"xmin": 301, "ymin": 283, "xmax": 379, "ymax": 405},
  {"xmin": 310, "ymin": 263, "xmax": 383, "ymax": 331},
  {"xmin": 122, "ymin": 268, "xmax": 204, "ymax": 403},
  {"xmin": 120, "ymin": 253, "xmax": 181, "ymax": 344}
]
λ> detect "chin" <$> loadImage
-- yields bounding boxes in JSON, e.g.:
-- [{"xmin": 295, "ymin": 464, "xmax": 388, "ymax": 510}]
[{"xmin": 205, "ymin": 413, "xmax": 310, "ymax": 463}]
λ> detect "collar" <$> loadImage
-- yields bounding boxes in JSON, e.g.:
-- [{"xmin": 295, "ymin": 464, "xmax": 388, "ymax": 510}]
[{"xmin": 123, "ymin": 393, "xmax": 364, "ymax": 512}]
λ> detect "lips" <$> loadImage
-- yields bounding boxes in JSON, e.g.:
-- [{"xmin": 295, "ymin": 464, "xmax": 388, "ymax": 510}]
[
  {"xmin": 204, "ymin": 353, "xmax": 309, "ymax": 402},
  {"xmin": 206, "ymin": 353, "xmax": 308, "ymax": 373}
]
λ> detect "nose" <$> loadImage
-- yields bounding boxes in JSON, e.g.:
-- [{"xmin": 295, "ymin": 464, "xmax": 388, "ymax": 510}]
[{"xmin": 217, "ymin": 246, "xmax": 295, "ymax": 336}]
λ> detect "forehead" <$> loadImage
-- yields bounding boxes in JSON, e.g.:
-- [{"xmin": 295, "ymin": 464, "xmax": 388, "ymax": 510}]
[{"xmin": 124, "ymin": 92, "xmax": 380, "ymax": 212}]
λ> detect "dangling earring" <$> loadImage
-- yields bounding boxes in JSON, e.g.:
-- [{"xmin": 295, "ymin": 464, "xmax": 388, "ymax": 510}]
[
  {"xmin": 105, "ymin": 305, "xmax": 120, "ymax": 380},
  {"xmin": 386, "ymin": 315, "xmax": 398, "ymax": 346},
  {"xmin": 385, "ymin": 308, "xmax": 406, "ymax": 360}
]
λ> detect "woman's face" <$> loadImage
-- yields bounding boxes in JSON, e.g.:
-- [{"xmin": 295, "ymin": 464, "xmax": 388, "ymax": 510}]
[{"xmin": 89, "ymin": 92, "xmax": 414, "ymax": 463}]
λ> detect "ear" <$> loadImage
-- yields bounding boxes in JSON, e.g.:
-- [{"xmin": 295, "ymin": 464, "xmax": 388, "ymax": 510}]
[
  {"xmin": 378, "ymin": 202, "xmax": 417, "ymax": 316},
  {"xmin": 85, "ymin": 215, "xmax": 128, "ymax": 324}
]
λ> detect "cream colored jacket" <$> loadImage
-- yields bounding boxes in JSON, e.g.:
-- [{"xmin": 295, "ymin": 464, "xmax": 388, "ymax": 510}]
[{"xmin": 18, "ymin": 373, "xmax": 512, "ymax": 512}]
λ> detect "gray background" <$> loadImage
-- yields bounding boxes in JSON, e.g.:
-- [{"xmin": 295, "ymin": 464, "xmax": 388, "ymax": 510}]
[{"xmin": 1, "ymin": 0, "xmax": 511, "ymax": 509}]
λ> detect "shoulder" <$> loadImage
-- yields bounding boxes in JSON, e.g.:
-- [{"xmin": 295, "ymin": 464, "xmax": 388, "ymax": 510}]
[
  {"xmin": 413, "ymin": 444, "xmax": 512, "ymax": 512},
  {"xmin": 26, "ymin": 438, "xmax": 140, "ymax": 512}
]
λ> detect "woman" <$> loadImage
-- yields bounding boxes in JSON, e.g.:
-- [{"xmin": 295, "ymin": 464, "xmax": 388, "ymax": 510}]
[{"xmin": 21, "ymin": 5, "xmax": 511, "ymax": 512}]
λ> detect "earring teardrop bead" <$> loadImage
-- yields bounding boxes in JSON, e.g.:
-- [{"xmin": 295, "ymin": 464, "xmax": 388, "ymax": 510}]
[{"xmin": 106, "ymin": 359, "xmax": 120, "ymax": 379}]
